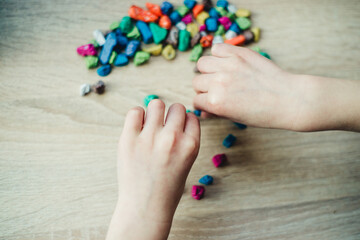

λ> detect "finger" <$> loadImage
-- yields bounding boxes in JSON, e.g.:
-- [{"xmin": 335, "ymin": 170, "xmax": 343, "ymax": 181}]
[
  {"xmin": 211, "ymin": 43, "xmax": 239, "ymax": 58},
  {"xmin": 196, "ymin": 56, "xmax": 228, "ymax": 73},
  {"xmin": 184, "ymin": 112, "xmax": 200, "ymax": 140},
  {"xmin": 164, "ymin": 103, "xmax": 186, "ymax": 132},
  {"xmin": 123, "ymin": 107, "xmax": 145, "ymax": 136},
  {"xmin": 201, "ymin": 111, "xmax": 217, "ymax": 118},
  {"xmin": 143, "ymin": 99, "xmax": 165, "ymax": 131},
  {"xmin": 193, "ymin": 93, "xmax": 211, "ymax": 113},
  {"xmin": 192, "ymin": 73, "xmax": 216, "ymax": 93}
]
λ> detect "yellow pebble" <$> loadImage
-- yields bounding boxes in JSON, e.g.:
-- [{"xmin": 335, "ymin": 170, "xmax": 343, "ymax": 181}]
[
  {"xmin": 236, "ymin": 8, "xmax": 251, "ymax": 18},
  {"xmin": 186, "ymin": 23, "xmax": 199, "ymax": 38},
  {"xmin": 162, "ymin": 44, "xmax": 176, "ymax": 60},
  {"xmin": 196, "ymin": 11, "xmax": 210, "ymax": 25},
  {"xmin": 251, "ymin": 27, "xmax": 260, "ymax": 42},
  {"xmin": 142, "ymin": 44, "xmax": 163, "ymax": 56}
]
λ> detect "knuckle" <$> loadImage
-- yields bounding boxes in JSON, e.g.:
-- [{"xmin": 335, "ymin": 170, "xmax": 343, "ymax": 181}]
[
  {"xmin": 183, "ymin": 136, "xmax": 199, "ymax": 152},
  {"xmin": 207, "ymin": 92, "xmax": 223, "ymax": 112},
  {"xmin": 127, "ymin": 107, "xmax": 144, "ymax": 118},
  {"xmin": 148, "ymin": 99, "xmax": 164, "ymax": 109}
]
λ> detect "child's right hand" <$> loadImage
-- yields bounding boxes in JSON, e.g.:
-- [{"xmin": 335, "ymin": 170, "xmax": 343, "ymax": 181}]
[{"xmin": 193, "ymin": 43, "xmax": 321, "ymax": 131}]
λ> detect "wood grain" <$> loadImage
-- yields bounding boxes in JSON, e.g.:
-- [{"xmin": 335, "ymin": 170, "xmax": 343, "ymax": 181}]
[{"xmin": 0, "ymin": 0, "xmax": 360, "ymax": 239}]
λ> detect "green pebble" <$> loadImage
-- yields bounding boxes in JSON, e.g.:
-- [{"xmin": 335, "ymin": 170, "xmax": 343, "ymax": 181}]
[
  {"xmin": 215, "ymin": 6, "xmax": 228, "ymax": 16},
  {"xmin": 134, "ymin": 51, "xmax": 151, "ymax": 66},
  {"xmin": 259, "ymin": 51, "xmax": 271, "ymax": 60},
  {"xmin": 120, "ymin": 16, "xmax": 133, "ymax": 34},
  {"xmin": 109, "ymin": 51, "xmax": 117, "ymax": 65},
  {"xmin": 226, "ymin": 12, "xmax": 236, "ymax": 21},
  {"xmin": 176, "ymin": 6, "xmax": 189, "ymax": 16},
  {"xmin": 189, "ymin": 44, "xmax": 203, "ymax": 62},
  {"xmin": 235, "ymin": 17, "xmax": 252, "ymax": 30},
  {"xmin": 85, "ymin": 56, "xmax": 98, "ymax": 69},
  {"xmin": 149, "ymin": 23, "xmax": 168, "ymax": 44},
  {"xmin": 178, "ymin": 30, "xmax": 190, "ymax": 52},
  {"xmin": 144, "ymin": 94, "xmax": 159, "ymax": 107},
  {"xmin": 110, "ymin": 21, "xmax": 120, "ymax": 30},
  {"xmin": 127, "ymin": 26, "xmax": 141, "ymax": 39},
  {"xmin": 215, "ymin": 25, "xmax": 225, "ymax": 36},
  {"xmin": 186, "ymin": 109, "xmax": 191, "ymax": 113},
  {"xmin": 251, "ymin": 46, "xmax": 261, "ymax": 53},
  {"xmin": 88, "ymin": 39, "xmax": 99, "ymax": 48}
]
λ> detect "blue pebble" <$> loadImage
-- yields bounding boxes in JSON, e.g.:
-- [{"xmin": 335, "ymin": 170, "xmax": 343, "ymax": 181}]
[
  {"xmin": 114, "ymin": 53, "xmax": 129, "ymax": 67},
  {"xmin": 234, "ymin": 122, "xmax": 247, "ymax": 129},
  {"xmin": 205, "ymin": 17, "xmax": 218, "ymax": 32},
  {"xmin": 99, "ymin": 32, "xmax": 117, "ymax": 65},
  {"xmin": 97, "ymin": 64, "xmax": 111, "ymax": 77},
  {"xmin": 216, "ymin": 0, "xmax": 228, "ymax": 8},
  {"xmin": 223, "ymin": 134, "xmax": 236, "ymax": 148},
  {"xmin": 170, "ymin": 11, "xmax": 182, "ymax": 24},
  {"xmin": 230, "ymin": 22, "xmax": 242, "ymax": 34},
  {"xmin": 136, "ymin": 21, "xmax": 153, "ymax": 44},
  {"xmin": 125, "ymin": 40, "xmax": 140, "ymax": 58},
  {"xmin": 193, "ymin": 109, "xmax": 201, "ymax": 117},
  {"xmin": 184, "ymin": 0, "xmax": 196, "ymax": 9},
  {"xmin": 209, "ymin": 7, "xmax": 221, "ymax": 19},
  {"xmin": 199, "ymin": 175, "xmax": 214, "ymax": 185},
  {"xmin": 161, "ymin": 1, "xmax": 173, "ymax": 15}
]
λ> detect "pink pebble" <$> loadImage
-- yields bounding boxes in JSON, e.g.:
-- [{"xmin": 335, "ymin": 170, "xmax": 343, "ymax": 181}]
[
  {"xmin": 199, "ymin": 24, "xmax": 207, "ymax": 31},
  {"xmin": 192, "ymin": 185, "xmax": 205, "ymax": 200},
  {"xmin": 212, "ymin": 153, "xmax": 227, "ymax": 168},
  {"xmin": 77, "ymin": 44, "xmax": 97, "ymax": 56},
  {"xmin": 181, "ymin": 14, "xmax": 193, "ymax": 24},
  {"xmin": 218, "ymin": 16, "xmax": 232, "ymax": 30}
]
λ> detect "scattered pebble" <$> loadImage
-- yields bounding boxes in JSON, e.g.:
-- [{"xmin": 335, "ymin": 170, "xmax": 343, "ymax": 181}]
[
  {"xmin": 199, "ymin": 175, "xmax": 214, "ymax": 185},
  {"xmin": 80, "ymin": 83, "xmax": 91, "ymax": 96},
  {"xmin": 192, "ymin": 185, "xmax": 205, "ymax": 200},
  {"xmin": 223, "ymin": 134, "xmax": 236, "ymax": 148},
  {"xmin": 144, "ymin": 94, "xmax": 159, "ymax": 107},
  {"xmin": 212, "ymin": 153, "xmax": 227, "ymax": 167},
  {"xmin": 134, "ymin": 51, "xmax": 151, "ymax": 66},
  {"xmin": 234, "ymin": 122, "xmax": 247, "ymax": 129},
  {"xmin": 93, "ymin": 80, "xmax": 106, "ymax": 94},
  {"xmin": 193, "ymin": 109, "xmax": 201, "ymax": 116},
  {"xmin": 97, "ymin": 64, "xmax": 111, "ymax": 77}
]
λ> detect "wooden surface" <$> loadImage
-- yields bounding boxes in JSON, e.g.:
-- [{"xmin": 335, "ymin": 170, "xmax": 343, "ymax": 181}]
[{"xmin": 1, "ymin": 0, "xmax": 360, "ymax": 239}]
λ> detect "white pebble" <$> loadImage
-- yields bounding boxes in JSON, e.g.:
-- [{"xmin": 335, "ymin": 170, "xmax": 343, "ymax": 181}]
[
  {"xmin": 80, "ymin": 83, "xmax": 91, "ymax": 96},
  {"xmin": 225, "ymin": 30, "xmax": 237, "ymax": 40},
  {"xmin": 212, "ymin": 35, "xmax": 224, "ymax": 44},
  {"xmin": 199, "ymin": 31, "xmax": 207, "ymax": 37},
  {"xmin": 176, "ymin": 22, "xmax": 186, "ymax": 30},
  {"xmin": 93, "ymin": 29, "xmax": 106, "ymax": 46},
  {"xmin": 227, "ymin": 4, "xmax": 237, "ymax": 14}
]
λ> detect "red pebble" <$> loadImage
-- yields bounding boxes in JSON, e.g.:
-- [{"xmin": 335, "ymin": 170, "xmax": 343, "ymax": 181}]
[
  {"xmin": 146, "ymin": 2, "xmax": 163, "ymax": 17},
  {"xmin": 224, "ymin": 35, "xmax": 246, "ymax": 46},
  {"xmin": 128, "ymin": 5, "xmax": 158, "ymax": 22},
  {"xmin": 200, "ymin": 35, "xmax": 214, "ymax": 48},
  {"xmin": 76, "ymin": 44, "xmax": 97, "ymax": 56},
  {"xmin": 192, "ymin": 185, "xmax": 205, "ymax": 200},
  {"xmin": 192, "ymin": 4, "xmax": 204, "ymax": 17},
  {"xmin": 159, "ymin": 15, "xmax": 172, "ymax": 29},
  {"xmin": 212, "ymin": 153, "xmax": 227, "ymax": 168}
]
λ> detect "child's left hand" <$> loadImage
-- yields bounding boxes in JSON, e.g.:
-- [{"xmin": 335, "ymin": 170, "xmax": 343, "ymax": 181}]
[{"xmin": 106, "ymin": 100, "xmax": 200, "ymax": 240}]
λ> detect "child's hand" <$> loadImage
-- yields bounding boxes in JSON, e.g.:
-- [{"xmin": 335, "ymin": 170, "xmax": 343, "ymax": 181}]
[
  {"xmin": 192, "ymin": 43, "xmax": 321, "ymax": 131},
  {"xmin": 106, "ymin": 100, "xmax": 200, "ymax": 240}
]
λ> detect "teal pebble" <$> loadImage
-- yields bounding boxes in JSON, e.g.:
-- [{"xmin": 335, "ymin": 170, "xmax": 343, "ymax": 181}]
[
  {"xmin": 223, "ymin": 134, "xmax": 236, "ymax": 148},
  {"xmin": 193, "ymin": 109, "xmax": 201, "ymax": 116},
  {"xmin": 259, "ymin": 51, "xmax": 271, "ymax": 59},
  {"xmin": 97, "ymin": 64, "xmax": 111, "ymax": 77},
  {"xmin": 199, "ymin": 175, "xmax": 214, "ymax": 185},
  {"xmin": 144, "ymin": 94, "xmax": 159, "ymax": 107},
  {"xmin": 114, "ymin": 53, "xmax": 129, "ymax": 67},
  {"xmin": 234, "ymin": 122, "xmax": 247, "ymax": 129}
]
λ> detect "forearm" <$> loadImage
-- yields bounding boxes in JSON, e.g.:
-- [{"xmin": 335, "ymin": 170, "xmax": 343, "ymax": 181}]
[{"xmin": 295, "ymin": 74, "xmax": 360, "ymax": 132}]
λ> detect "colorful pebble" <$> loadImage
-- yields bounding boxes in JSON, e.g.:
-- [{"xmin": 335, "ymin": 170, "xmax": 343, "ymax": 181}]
[
  {"xmin": 125, "ymin": 40, "xmax": 140, "ymax": 58},
  {"xmin": 114, "ymin": 53, "xmax": 129, "ymax": 66},
  {"xmin": 85, "ymin": 56, "xmax": 98, "ymax": 69},
  {"xmin": 243, "ymin": 30, "xmax": 254, "ymax": 44},
  {"xmin": 234, "ymin": 122, "xmax": 247, "ymax": 129},
  {"xmin": 190, "ymin": 32, "xmax": 201, "ymax": 47},
  {"xmin": 225, "ymin": 29, "xmax": 237, "ymax": 39},
  {"xmin": 109, "ymin": 51, "xmax": 117, "ymax": 65},
  {"xmin": 136, "ymin": 21, "xmax": 153, "ymax": 43},
  {"xmin": 224, "ymin": 34, "xmax": 245, "ymax": 45},
  {"xmin": 144, "ymin": 94, "xmax": 159, "ymax": 107},
  {"xmin": 126, "ymin": 25, "xmax": 141, "ymax": 39},
  {"xmin": 93, "ymin": 80, "xmax": 106, "ymax": 94},
  {"xmin": 181, "ymin": 14, "xmax": 193, "ymax": 24},
  {"xmin": 209, "ymin": 7, "xmax": 221, "ymax": 19},
  {"xmin": 223, "ymin": 134, "xmax": 236, "ymax": 148},
  {"xmin": 178, "ymin": 30, "xmax": 190, "ymax": 51},
  {"xmin": 162, "ymin": 44, "xmax": 176, "ymax": 60},
  {"xmin": 128, "ymin": 5, "xmax": 158, "ymax": 22},
  {"xmin": 215, "ymin": 24, "xmax": 225, "ymax": 35},
  {"xmin": 149, "ymin": 22, "xmax": 168, "ymax": 44},
  {"xmin": 170, "ymin": 11, "xmax": 182, "ymax": 24},
  {"xmin": 186, "ymin": 22, "xmax": 199, "ymax": 37},
  {"xmin": 205, "ymin": 17, "xmax": 218, "ymax": 32},
  {"xmin": 93, "ymin": 30, "xmax": 106, "ymax": 46},
  {"xmin": 120, "ymin": 16, "xmax": 133, "ymax": 34},
  {"xmin": 202, "ymin": 0, "xmax": 213, "ymax": 11},
  {"xmin": 146, "ymin": 2, "xmax": 163, "ymax": 17},
  {"xmin": 166, "ymin": 26, "xmax": 179, "ymax": 48},
  {"xmin": 218, "ymin": 16, "xmax": 232, "ymax": 30},
  {"xmin": 200, "ymin": 35, "xmax": 213, "ymax": 48},
  {"xmin": 236, "ymin": 8, "xmax": 251, "ymax": 18},
  {"xmin": 189, "ymin": 44, "xmax": 203, "ymax": 62},
  {"xmin": 199, "ymin": 175, "xmax": 214, "ymax": 185},
  {"xmin": 97, "ymin": 64, "xmax": 111, "ymax": 77},
  {"xmin": 217, "ymin": 0, "xmax": 228, "ymax": 8},
  {"xmin": 184, "ymin": 0, "xmax": 197, "ymax": 9},
  {"xmin": 159, "ymin": 15, "xmax": 172, "ymax": 29},
  {"xmin": 259, "ymin": 51, "xmax": 271, "ymax": 59},
  {"xmin": 235, "ymin": 17, "xmax": 251, "ymax": 30},
  {"xmin": 77, "ymin": 44, "xmax": 97, "ymax": 57},
  {"xmin": 193, "ymin": 109, "xmax": 201, "ymax": 116},
  {"xmin": 215, "ymin": 6, "xmax": 227, "ymax": 16},
  {"xmin": 212, "ymin": 35, "xmax": 224, "ymax": 44},
  {"xmin": 192, "ymin": 185, "xmax": 205, "ymax": 200},
  {"xmin": 251, "ymin": 27, "xmax": 260, "ymax": 42},
  {"xmin": 99, "ymin": 32, "xmax": 117, "ymax": 64},
  {"xmin": 109, "ymin": 21, "xmax": 120, "ymax": 30},
  {"xmin": 212, "ymin": 153, "xmax": 227, "ymax": 167},
  {"xmin": 134, "ymin": 51, "xmax": 151, "ymax": 66},
  {"xmin": 176, "ymin": 21, "xmax": 187, "ymax": 30},
  {"xmin": 160, "ymin": 1, "xmax": 174, "ymax": 15},
  {"xmin": 192, "ymin": 4, "xmax": 204, "ymax": 17},
  {"xmin": 142, "ymin": 44, "xmax": 163, "ymax": 56},
  {"xmin": 176, "ymin": 5, "xmax": 189, "ymax": 17},
  {"xmin": 227, "ymin": 4, "xmax": 237, "ymax": 14},
  {"xmin": 196, "ymin": 11, "xmax": 210, "ymax": 25},
  {"xmin": 80, "ymin": 83, "xmax": 91, "ymax": 96},
  {"xmin": 229, "ymin": 22, "xmax": 241, "ymax": 34}
]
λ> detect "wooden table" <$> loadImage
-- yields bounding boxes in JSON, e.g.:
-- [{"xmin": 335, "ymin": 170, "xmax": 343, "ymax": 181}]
[{"xmin": 1, "ymin": 0, "xmax": 359, "ymax": 239}]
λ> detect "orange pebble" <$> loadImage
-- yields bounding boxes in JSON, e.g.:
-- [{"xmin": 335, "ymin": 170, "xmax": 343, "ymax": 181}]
[
  {"xmin": 159, "ymin": 15, "xmax": 172, "ymax": 30},
  {"xmin": 192, "ymin": 4, "xmax": 204, "ymax": 18},
  {"xmin": 200, "ymin": 35, "xmax": 214, "ymax": 48},
  {"xmin": 129, "ymin": 5, "xmax": 158, "ymax": 22},
  {"xmin": 224, "ymin": 35, "xmax": 246, "ymax": 46},
  {"xmin": 146, "ymin": 2, "xmax": 163, "ymax": 17}
]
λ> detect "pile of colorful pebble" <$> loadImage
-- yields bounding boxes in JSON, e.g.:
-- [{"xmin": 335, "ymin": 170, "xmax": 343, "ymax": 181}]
[{"xmin": 77, "ymin": 0, "xmax": 270, "ymax": 83}]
